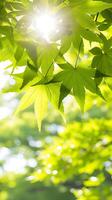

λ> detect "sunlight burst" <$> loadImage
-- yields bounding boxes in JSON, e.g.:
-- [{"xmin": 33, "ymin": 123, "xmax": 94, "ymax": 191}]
[{"xmin": 32, "ymin": 9, "xmax": 61, "ymax": 42}]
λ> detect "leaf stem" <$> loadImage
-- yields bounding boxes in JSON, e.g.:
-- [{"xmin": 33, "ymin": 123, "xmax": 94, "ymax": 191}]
[
  {"xmin": 44, "ymin": 53, "xmax": 59, "ymax": 78},
  {"xmin": 95, "ymin": 12, "xmax": 99, "ymax": 22},
  {"xmin": 74, "ymin": 40, "xmax": 82, "ymax": 68}
]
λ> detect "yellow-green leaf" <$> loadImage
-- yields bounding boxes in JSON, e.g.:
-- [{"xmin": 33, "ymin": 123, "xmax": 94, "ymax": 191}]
[
  {"xmin": 34, "ymin": 85, "xmax": 48, "ymax": 131},
  {"xmin": 15, "ymin": 87, "xmax": 38, "ymax": 114}
]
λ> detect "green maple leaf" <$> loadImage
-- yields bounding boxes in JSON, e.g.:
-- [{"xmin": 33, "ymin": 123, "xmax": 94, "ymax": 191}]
[
  {"xmin": 37, "ymin": 44, "xmax": 59, "ymax": 76},
  {"xmin": 91, "ymin": 35, "xmax": 112, "ymax": 76},
  {"xmin": 53, "ymin": 63, "xmax": 102, "ymax": 111},
  {"xmin": 92, "ymin": 53, "xmax": 112, "ymax": 76},
  {"xmin": 15, "ymin": 83, "xmax": 61, "ymax": 130}
]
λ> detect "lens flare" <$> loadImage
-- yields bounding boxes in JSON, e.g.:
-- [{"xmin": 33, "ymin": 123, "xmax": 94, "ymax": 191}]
[{"xmin": 31, "ymin": 9, "xmax": 61, "ymax": 42}]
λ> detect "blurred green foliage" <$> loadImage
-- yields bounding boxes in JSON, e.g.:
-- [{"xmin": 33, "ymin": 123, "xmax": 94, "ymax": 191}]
[
  {"xmin": 0, "ymin": 110, "xmax": 75, "ymax": 200},
  {"xmin": 0, "ymin": 174, "xmax": 74, "ymax": 200},
  {"xmin": 33, "ymin": 120, "xmax": 112, "ymax": 199},
  {"xmin": 0, "ymin": 92, "xmax": 112, "ymax": 199}
]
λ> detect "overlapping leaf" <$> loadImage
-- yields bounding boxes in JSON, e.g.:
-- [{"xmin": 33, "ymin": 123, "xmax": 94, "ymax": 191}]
[
  {"xmin": 0, "ymin": 0, "xmax": 112, "ymax": 129},
  {"xmin": 16, "ymin": 83, "xmax": 61, "ymax": 130}
]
